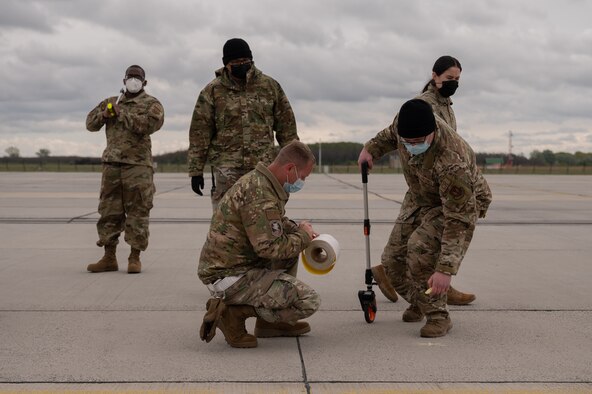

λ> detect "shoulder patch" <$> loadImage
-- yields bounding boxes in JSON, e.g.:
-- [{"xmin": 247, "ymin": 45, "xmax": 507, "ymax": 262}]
[
  {"xmin": 269, "ymin": 220, "xmax": 283, "ymax": 237},
  {"xmin": 449, "ymin": 185, "xmax": 469, "ymax": 201},
  {"xmin": 149, "ymin": 104, "xmax": 163, "ymax": 118},
  {"xmin": 265, "ymin": 209, "xmax": 283, "ymax": 237},
  {"xmin": 449, "ymin": 185, "xmax": 465, "ymax": 200}
]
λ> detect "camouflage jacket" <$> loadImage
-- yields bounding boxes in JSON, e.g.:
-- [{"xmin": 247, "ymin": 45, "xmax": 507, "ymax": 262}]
[
  {"xmin": 86, "ymin": 91, "xmax": 164, "ymax": 167},
  {"xmin": 198, "ymin": 163, "xmax": 312, "ymax": 284},
  {"xmin": 417, "ymin": 84, "xmax": 456, "ymax": 130},
  {"xmin": 365, "ymin": 120, "xmax": 492, "ymax": 275},
  {"xmin": 188, "ymin": 65, "xmax": 298, "ymax": 177}
]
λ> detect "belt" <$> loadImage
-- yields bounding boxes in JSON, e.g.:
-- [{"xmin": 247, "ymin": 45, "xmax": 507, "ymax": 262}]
[
  {"xmin": 104, "ymin": 162, "xmax": 129, "ymax": 167},
  {"xmin": 206, "ymin": 275, "xmax": 244, "ymax": 298}
]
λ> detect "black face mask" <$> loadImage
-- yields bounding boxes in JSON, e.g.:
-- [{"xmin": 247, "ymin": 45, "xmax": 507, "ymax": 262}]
[
  {"xmin": 438, "ymin": 80, "xmax": 459, "ymax": 97},
  {"xmin": 230, "ymin": 63, "xmax": 252, "ymax": 79}
]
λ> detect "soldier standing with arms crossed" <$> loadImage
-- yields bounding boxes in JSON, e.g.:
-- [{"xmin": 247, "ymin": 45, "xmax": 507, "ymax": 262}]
[
  {"xmin": 85, "ymin": 65, "xmax": 164, "ymax": 274},
  {"xmin": 188, "ymin": 38, "xmax": 299, "ymax": 210}
]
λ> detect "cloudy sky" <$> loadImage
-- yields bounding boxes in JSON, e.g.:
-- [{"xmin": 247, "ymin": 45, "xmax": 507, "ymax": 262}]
[{"xmin": 1, "ymin": 0, "xmax": 591, "ymax": 158}]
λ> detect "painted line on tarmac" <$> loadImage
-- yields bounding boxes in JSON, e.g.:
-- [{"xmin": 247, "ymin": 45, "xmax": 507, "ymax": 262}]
[{"xmin": 2, "ymin": 217, "xmax": 592, "ymax": 226}]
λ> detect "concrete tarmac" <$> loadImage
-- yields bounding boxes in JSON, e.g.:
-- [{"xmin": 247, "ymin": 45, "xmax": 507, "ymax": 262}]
[{"xmin": 0, "ymin": 172, "xmax": 591, "ymax": 393}]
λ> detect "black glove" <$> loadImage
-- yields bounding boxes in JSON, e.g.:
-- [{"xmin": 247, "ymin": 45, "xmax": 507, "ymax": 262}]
[{"xmin": 191, "ymin": 175, "xmax": 204, "ymax": 196}]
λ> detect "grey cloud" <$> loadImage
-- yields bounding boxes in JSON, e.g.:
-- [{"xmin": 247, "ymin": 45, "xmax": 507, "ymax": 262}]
[
  {"xmin": 454, "ymin": 2, "xmax": 508, "ymax": 27},
  {"xmin": 0, "ymin": 0, "xmax": 53, "ymax": 32},
  {"xmin": 2, "ymin": 0, "xmax": 592, "ymax": 155},
  {"xmin": 44, "ymin": 1, "xmax": 213, "ymax": 46}
]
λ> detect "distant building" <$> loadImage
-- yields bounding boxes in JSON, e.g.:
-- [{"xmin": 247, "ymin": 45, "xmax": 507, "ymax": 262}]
[{"xmin": 485, "ymin": 157, "xmax": 504, "ymax": 169}]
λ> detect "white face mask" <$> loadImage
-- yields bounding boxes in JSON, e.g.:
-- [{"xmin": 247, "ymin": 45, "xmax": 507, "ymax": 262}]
[{"xmin": 125, "ymin": 78, "xmax": 143, "ymax": 93}]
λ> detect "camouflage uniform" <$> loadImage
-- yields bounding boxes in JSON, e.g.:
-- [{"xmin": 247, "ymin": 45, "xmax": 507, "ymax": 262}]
[
  {"xmin": 198, "ymin": 163, "xmax": 320, "ymax": 324},
  {"xmin": 370, "ymin": 84, "xmax": 490, "ymax": 301},
  {"xmin": 188, "ymin": 64, "xmax": 299, "ymax": 208},
  {"xmin": 86, "ymin": 91, "xmax": 164, "ymax": 251},
  {"xmin": 418, "ymin": 83, "xmax": 457, "ymax": 130},
  {"xmin": 365, "ymin": 119, "xmax": 492, "ymax": 320}
]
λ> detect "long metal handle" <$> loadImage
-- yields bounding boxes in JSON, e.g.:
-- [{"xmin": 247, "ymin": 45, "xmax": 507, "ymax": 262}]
[
  {"xmin": 361, "ymin": 161, "xmax": 369, "ymax": 184},
  {"xmin": 361, "ymin": 162, "xmax": 371, "ymax": 273}
]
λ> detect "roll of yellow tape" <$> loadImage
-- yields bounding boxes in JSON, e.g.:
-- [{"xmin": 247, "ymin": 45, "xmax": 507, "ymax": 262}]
[{"xmin": 301, "ymin": 234, "xmax": 340, "ymax": 275}]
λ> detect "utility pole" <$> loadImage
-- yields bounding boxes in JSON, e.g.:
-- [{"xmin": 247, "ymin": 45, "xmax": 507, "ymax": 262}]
[
  {"xmin": 318, "ymin": 140, "xmax": 322, "ymax": 173},
  {"xmin": 507, "ymin": 130, "xmax": 514, "ymax": 167}
]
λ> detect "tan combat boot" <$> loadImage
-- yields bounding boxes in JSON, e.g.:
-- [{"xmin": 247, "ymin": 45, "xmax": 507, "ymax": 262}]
[
  {"xmin": 371, "ymin": 265, "xmax": 398, "ymax": 302},
  {"xmin": 447, "ymin": 286, "xmax": 476, "ymax": 305},
  {"xmin": 420, "ymin": 317, "xmax": 452, "ymax": 338},
  {"xmin": 128, "ymin": 248, "xmax": 141, "ymax": 274},
  {"xmin": 218, "ymin": 305, "xmax": 258, "ymax": 348},
  {"xmin": 254, "ymin": 318, "xmax": 311, "ymax": 338},
  {"xmin": 402, "ymin": 304, "xmax": 424, "ymax": 322},
  {"xmin": 87, "ymin": 245, "xmax": 118, "ymax": 272}
]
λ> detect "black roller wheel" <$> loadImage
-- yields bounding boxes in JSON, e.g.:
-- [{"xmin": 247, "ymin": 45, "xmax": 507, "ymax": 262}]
[{"xmin": 363, "ymin": 298, "xmax": 377, "ymax": 323}]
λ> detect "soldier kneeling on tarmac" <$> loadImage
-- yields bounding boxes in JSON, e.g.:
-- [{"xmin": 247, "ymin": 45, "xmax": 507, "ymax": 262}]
[{"xmin": 198, "ymin": 141, "xmax": 321, "ymax": 348}]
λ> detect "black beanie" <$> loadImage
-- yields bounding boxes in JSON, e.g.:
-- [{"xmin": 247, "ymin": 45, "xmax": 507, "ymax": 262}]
[
  {"xmin": 222, "ymin": 38, "xmax": 253, "ymax": 65},
  {"xmin": 397, "ymin": 99, "xmax": 436, "ymax": 139}
]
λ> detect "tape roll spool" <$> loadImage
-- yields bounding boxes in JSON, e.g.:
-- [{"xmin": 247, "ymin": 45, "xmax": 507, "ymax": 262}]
[{"xmin": 301, "ymin": 234, "xmax": 340, "ymax": 275}]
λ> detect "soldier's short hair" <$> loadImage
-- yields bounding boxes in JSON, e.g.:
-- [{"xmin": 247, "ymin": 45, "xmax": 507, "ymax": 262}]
[
  {"xmin": 275, "ymin": 140, "xmax": 316, "ymax": 168},
  {"xmin": 125, "ymin": 65, "xmax": 146, "ymax": 80}
]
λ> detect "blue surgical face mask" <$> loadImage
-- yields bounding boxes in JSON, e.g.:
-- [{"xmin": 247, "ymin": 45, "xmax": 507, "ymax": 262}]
[
  {"xmin": 283, "ymin": 167, "xmax": 305, "ymax": 193},
  {"xmin": 403, "ymin": 141, "xmax": 431, "ymax": 156}
]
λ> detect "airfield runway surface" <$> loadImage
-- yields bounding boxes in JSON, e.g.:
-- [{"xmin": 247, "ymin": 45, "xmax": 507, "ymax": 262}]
[{"xmin": 0, "ymin": 172, "xmax": 591, "ymax": 393}]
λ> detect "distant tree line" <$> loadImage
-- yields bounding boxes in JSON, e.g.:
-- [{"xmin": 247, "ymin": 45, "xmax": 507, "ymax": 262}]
[
  {"xmin": 3, "ymin": 144, "xmax": 592, "ymax": 167},
  {"xmin": 148, "ymin": 142, "xmax": 390, "ymax": 166},
  {"xmin": 476, "ymin": 150, "xmax": 592, "ymax": 166},
  {"xmin": 528, "ymin": 149, "xmax": 592, "ymax": 166},
  {"xmin": 1, "ymin": 154, "xmax": 101, "ymax": 165}
]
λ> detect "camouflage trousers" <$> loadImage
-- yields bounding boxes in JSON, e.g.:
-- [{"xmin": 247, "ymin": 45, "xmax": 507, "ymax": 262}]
[
  {"xmin": 96, "ymin": 163, "xmax": 155, "ymax": 251},
  {"xmin": 222, "ymin": 258, "xmax": 320, "ymax": 324},
  {"xmin": 210, "ymin": 166, "xmax": 250, "ymax": 211},
  {"xmin": 381, "ymin": 206, "xmax": 475, "ymax": 319}
]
